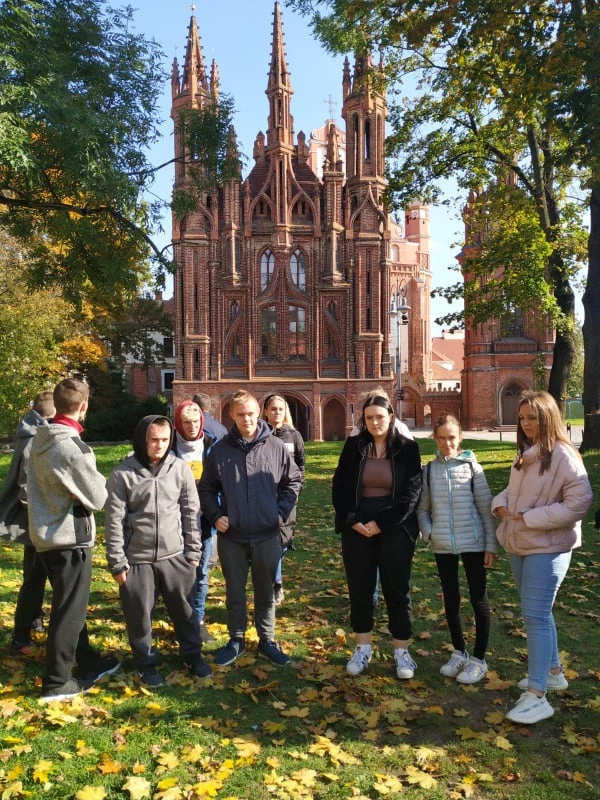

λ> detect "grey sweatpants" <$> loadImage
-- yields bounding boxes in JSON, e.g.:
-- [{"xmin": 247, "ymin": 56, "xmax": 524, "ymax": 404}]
[
  {"xmin": 217, "ymin": 534, "xmax": 280, "ymax": 642},
  {"xmin": 119, "ymin": 552, "xmax": 201, "ymax": 668}
]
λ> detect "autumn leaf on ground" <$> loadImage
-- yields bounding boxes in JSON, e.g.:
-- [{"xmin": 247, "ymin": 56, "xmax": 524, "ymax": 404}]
[
  {"xmin": 494, "ymin": 736, "xmax": 513, "ymax": 750},
  {"xmin": 280, "ymin": 705, "xmax": 310, "ymax": 717},
  {"xmin": 32, "ymin": 759, "xmax": 55, "ymax": 783},
  {"xmin": 122, "ymin": 775, "xmax": 152, "ymax": 799},
  {"xmin": 373, "ymin": 773, "xmax": 404, "ymax": 794},
  {"xmin": 405, "ymin": 765, "xmax": 438, "ymax": 789},
  {"xmin": 155, "ymin": 751, "xmax": 180, "ymax": 771},
  {"xmin": 231, "ymin": 737, "xmax": 261, "ymax": 758},
  {"xmin": 97, "ymin": 753, "xmax": 124, "ymax": 774},
  {"xmin": 75, "ymin": 787, "xmax": 107, "ymax": 800}
]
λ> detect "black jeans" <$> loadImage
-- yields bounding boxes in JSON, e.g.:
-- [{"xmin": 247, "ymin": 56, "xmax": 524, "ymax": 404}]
[
  {"xmin": 13, "ymin": 544, "xmax": 47, "ymax": 642},
  {"xmin": 38, "ymin": 547, "xmax": 97, "ymax": 690},
  {"xmin": 342, "ymin": 524, "xmax": 416, "ymax": 641},
  {"xmin": 434, "ymin": 551, "xmax": 490, "ymax": 661}
]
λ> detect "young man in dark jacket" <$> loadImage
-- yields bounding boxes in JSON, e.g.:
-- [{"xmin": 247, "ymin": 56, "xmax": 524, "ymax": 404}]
[
  {"xmin": 199, "ymin": 390, "xmax": 302, "ymax": 667},
  {"xmin": 105, "ymin": 415, "xmax": 211, "ymax": 686},
  {"xmin": 0, "ymin": 391, "xmax": 54, "ymax": 654},
  {"xmin": 28, "ymin": 378, "xmax": 120, "ymax": 702}
]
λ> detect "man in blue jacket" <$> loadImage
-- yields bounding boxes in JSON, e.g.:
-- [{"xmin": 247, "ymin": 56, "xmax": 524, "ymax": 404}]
[{"xmin": 199, "ymin": 390, "xmax": 301, "ymax": 667}]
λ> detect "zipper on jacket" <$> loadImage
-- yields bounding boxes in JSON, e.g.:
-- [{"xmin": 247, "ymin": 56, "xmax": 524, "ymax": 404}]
[
  {"xmin": 444, "ymin": 460, "xmax": 458, "ymax": 554},
  {"xmin": 153, "ymin": 477, "xmax": 159, "ymax": 562}
]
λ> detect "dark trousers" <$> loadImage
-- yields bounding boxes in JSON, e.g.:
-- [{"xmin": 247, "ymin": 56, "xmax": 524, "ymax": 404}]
[
  {"xmin": 434, "ymin": 551, "xmax": 490, "ymax": 661},
  {"xmin": 38, "ymin": 547, "xmax": 97, "ymax": 690},
  {"xmin": 217, "ymin": 534, "xmax": 281, "ymax": 642},
  {"xmin": 13, "ymin": 544, "xmax": 47, "ymax": 642},
  {"xmin": 119, "ymin": 553, "xmax": 201, "ymax": 669},
  {"xmin": 341, "ymin": 528, "xmax": 416, "ymax": 641}
]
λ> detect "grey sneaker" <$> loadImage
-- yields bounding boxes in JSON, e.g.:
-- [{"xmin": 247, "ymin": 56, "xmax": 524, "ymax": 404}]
[
  {"xmin": 40, "ymin": 677, "xmax": 92, "ymax": 703},
  {"xmin": 456, "ymin": 657, "xmax": 487, "ymax": 684},
  {"xmin": 440, "ymin": 650, "xmax": 469, "ymax": 677},
  {"xmin": 214, "ymin": 638, "xmax": 245, "ymax": 667},
  {"xmin": 506, "ymin": 691, "xmax": 554, "ymax": 724},
  {"xmin": 518, "ymin": 670, "xmax": 568, "ymax": 691},
  {"xmin": 346, "ymin": 645, "xmax": 372, "ymax": 676},
  {"xmin": 395, "ymin": 649, "xmax": 417, "ymax": 680}
]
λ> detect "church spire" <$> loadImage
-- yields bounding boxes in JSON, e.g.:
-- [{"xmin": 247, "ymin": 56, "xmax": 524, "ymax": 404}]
[
  {"xmin": 180, "ymin": 13, "xmax": 209, "ymax": 100},
  {"xmin": 265, "ymin": 1, "xmax": 294, "ymax": 149}
]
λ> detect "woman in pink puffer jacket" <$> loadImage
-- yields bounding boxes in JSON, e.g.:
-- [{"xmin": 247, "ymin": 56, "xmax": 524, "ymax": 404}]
[{"xmin": 492, "ymin": 391, "xmax": 592, "ymax": 726}]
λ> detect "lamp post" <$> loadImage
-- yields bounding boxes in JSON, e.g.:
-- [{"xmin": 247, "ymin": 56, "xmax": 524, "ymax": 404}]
[{"xmin": 390, "ymin": 291, "xmax": 411, "ymax": 421}]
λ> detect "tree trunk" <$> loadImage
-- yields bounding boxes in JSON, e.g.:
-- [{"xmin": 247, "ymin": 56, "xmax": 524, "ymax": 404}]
[
  {"xmin": 581, "ymin": 183, "xmax": 600, "ymax": 451},
  {"xmin": 546, "ymin": 250, "xmax": 575, "ymax": 414}
]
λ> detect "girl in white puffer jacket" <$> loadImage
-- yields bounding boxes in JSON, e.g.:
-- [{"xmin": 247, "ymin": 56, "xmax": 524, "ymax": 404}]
[{"xmin": 417, "ymin": 414, "xmax": 497, "ymax": 685}]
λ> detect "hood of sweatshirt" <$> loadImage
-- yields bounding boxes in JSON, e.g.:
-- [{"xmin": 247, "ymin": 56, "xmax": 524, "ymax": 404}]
[
  {"xmin": 31, "ymin": 422, "xmax": 83, "ymax": 456},
  {"xmin": 435, "ymin": 449, "xmax": 478, "ymax": 465},
  {"xmin": 132, "ymin": 415, "xmax": 174, "ymax": 468},
  {"xmin": 15, "ymin": 409, "xmax": 49, "ymax": 443}
]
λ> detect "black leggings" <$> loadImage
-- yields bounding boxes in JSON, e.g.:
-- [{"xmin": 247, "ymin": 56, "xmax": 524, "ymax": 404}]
[{"xmin": 434, "ymin": 551, "xmax": 490, "ymax": 661}]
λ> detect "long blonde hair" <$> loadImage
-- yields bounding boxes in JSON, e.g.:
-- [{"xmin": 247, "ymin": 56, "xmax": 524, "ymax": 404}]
[
  {"xmin": 516, "ymin": 390, "xmax": 580, "ymax": 473},
  {"xmin": 261, "ymin": 393, "xmax": 295, "ymax": 428}
]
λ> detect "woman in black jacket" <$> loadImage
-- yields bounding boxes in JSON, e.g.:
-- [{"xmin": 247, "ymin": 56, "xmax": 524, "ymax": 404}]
[{"xmin": 332, "ymin": 390, "xmax": 422, "ymax": 679}]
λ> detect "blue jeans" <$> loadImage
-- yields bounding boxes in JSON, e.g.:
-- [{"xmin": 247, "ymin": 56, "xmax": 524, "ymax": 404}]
[
  {"xmin": 274, "ymin": 546, "xmax": 287, "ymax": 585},
  {"xmin": 192, "ymin": 534, "xmax": 214, "ymax": 623},
  {"xmin": 509, "ymin": 551, "xmax": 571, "ymax": 693}
]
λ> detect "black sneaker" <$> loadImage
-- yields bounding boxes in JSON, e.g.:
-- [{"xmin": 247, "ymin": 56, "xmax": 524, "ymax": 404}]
[
  {"xmin": 136, "ymin": 666, "xmax": 165, "ymax": 687},
  {"xmin": 214, "ymin": 638, "xmax": 245, "ymax": 667},
  {"xmin": 184, "ymin": 655, "xmax": 213, "ymax": 679},
  {"xmin": 81, "ymin": 655, "xmax": 121, "ymax": 684},
  {"xmin": 10, "ymin": 639, "xmax": 36, "ymax": 657},
  {"xmin": 258, "ymin": 639, "xmax": 290, "ymax": 666},
  {"xmin": 40, "ymin": 677, "xmax": 92, "ymax": 703}
]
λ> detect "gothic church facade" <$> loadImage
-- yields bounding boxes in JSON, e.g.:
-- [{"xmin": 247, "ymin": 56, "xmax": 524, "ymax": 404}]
[{"xmin": 170, "ymin": 3, "xmax": 433, "ymax": 439}]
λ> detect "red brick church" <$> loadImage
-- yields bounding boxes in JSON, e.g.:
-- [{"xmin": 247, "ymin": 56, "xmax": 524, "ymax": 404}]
[{"xmin": 169, "ymin": 3, "xmax": 549, "ymax": 436}]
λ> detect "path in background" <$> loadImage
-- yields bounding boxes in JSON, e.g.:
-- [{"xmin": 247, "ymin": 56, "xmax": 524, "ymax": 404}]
[{"xmin": 411, "ymin": 425, "xmax": 583, "ymax": 447}]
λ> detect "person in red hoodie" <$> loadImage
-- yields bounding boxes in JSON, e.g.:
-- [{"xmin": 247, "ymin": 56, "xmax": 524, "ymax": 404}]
[{"xmin": 172, "ymin": 401, "xmax": 218, "ymax": 643}]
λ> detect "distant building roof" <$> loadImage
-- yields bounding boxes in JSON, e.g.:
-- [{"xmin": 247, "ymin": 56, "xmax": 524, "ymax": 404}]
[{"xmin": 431, "ymin": 333, "xmax": 464, "ymax": 382}]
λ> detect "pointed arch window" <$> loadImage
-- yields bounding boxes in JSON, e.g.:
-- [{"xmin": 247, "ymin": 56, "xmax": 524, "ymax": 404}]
[
  {"xmin": 260, "ymin": 249, "xmax": 275, "ymax": 290},
  {"xmin": 288, "ymin": 305, "xmax": 306, "ymax": 357},
  {"xmin": 261, "ymin": 305, "xmax": 277, "ymax": 357},
  {"xmin": 290, "ymin": 249, "xmax": 306, "ymax": 290}
]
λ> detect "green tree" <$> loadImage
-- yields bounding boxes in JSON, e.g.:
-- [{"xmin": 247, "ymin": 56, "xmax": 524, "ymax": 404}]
[
  {"xmin": 0, "ymin": 231, "xmax": 73, "ymax": 433},
  {"xmin": 289, "ymin": 0, "xmax": 597, "ymax": 440},
  {"xmin": 0, "ymin": 0, "xmax": 166, "ymax": 300}
]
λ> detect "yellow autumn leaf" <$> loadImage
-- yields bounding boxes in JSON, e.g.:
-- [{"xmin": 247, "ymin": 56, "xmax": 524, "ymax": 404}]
[
  {"xmin": 188, "ymin": 780, "xmax": 223, "ymax": 797},
  {"xmin": 1, "ymin": 781, "xmax": 24, "ymax": 799},
  {"xmin": 405, "ymin": 765, "xmax": 438, "ymax": 789},
  {"xmin": 6, "ymin": 765, "xmax": 24, "ymax": 781},
  {"xmin": 156, "ymin": 776, "xmax": 179, "ymax": 790},
  {"xmin": 153, "ymin": 788, "xmax": 183, "ymax": 800},
  {"xmin": 424, "ymin": 705, "xmax": 444, "ymax": 715},
  {"xmin": 181, "ymin": 744, "xmax": 204, "ymax": 763},
  {"xmin": 145, "ymin": 701, "xmax": 167, "ymax": 716},
  {"xmin": 280, "ymin": 705, "xmax": 310, "ymax": 717},
  {"xmin": 373, "ymin": 774, "xmax": 404, "ymax": 794},
  {"xmin": 485, "ymin": 710, "xmax": 506, "ymax": 725},
  {"xmin": 75, "ymin": 787, "xmax": 107, "ymax": 800},
  {"xmin": 156, "ymin": 751, "xmax": 180, "ymax": 769},
  {"xmin": 97, "ymin": 753, "xmax": 124, "ymax": 774},
  {"xmin": 231, "ymin": 737, "xmax": 261, "ymax": 757},
  {"xmin": 32, "ymin": 759, "xmax": 55, "ymax": 783},
  {"xmin": 414, "ymin": 746, "xmax": 443, "ymax": 765},
  {"xmin": 494, "ymin": 736, "xmax": 513, "ymax": 750},
  {"xmin": 122, "ymin": 775, "xmax": 152, "ymax": 800},
  {"xmin": 263, "ymin": 720, "xmax": 286, "ymax": 734},
  {"xmin": 573, "ymin": 771, "xmax": 588, "ymax": 783},
  {"xmin": 291, "ymin": 768, "xmax": 318, "ymax": 787}
]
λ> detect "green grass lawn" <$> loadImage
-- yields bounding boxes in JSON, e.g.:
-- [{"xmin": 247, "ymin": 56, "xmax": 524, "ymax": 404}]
[{"xmin": 0, "ymin": 439, "xmax": 598, "ymax": 800}]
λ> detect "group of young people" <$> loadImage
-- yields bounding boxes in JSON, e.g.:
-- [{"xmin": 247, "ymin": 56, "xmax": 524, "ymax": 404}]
[
  {"xmin": 334, "ymin": 387, "xmax": 592, "ymax": 725},
  {"xmin": 1, "ymin": 379, "xmax": 593, "ymax": 726}
]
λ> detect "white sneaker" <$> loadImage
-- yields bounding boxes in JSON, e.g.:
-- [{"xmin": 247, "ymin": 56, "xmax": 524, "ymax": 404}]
[
  {"xmin": 505, "ymin": 691, "xmax": 554, "ymax": 724},
  {"xmin": 456, "ymin": 657, "xmax": 487, "ymax": 684},
  {"xmin": 346, "ymin": 646, "xmax": 372, "ymax": 676},
  {"xmin": 518, "ymin": 671, "xmax": 568, "ymax": 691},
  {"xmin": 440, "ymin": 650, "xmax": 469, "ymax": 677},
  {"xmin": 394, "ymin": 648, "xmax": 417, "ymax": 679}
]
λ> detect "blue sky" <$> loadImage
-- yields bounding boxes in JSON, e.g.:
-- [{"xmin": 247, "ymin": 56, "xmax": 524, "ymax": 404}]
[{"xmin": 123, "ymin": 0, "xmax": 463, "ymax": 332}]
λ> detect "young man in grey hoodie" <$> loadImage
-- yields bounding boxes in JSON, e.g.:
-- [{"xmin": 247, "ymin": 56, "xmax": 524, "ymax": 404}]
[
  {"xmin": 27, "ymin": 378, "xmax": 120, "ymax": 702},
  {"xmin": 104, "ymin": 415, "xmax": 211, "ymax": 687}
]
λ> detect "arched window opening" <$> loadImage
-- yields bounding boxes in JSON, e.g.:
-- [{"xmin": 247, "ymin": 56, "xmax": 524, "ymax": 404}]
[
  {"xmin": 261, "ymin": 305, "xmax": 277, "ymax": 357},
  {"xmin": 260, "ymin": 249, "xmax": 275, "ymax": 290},
  {"xmin": 290, "ymin": 249, "xmax": 306, "ymax": 290}
]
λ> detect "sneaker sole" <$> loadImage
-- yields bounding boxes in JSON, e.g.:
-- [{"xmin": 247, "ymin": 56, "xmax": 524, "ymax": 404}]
[
  {"xmin": 506, "ymin": 704, "xmax": 554, "ymax": 724},
  {"xmin": 40, "ymin": 687, "xmax": 89, "ymax": 703},
  {"xmin": 259, "ymin": 650, "xmax": 290, "ymax": 666},
  {"xmin": 456, "ymin": 672, "xmax": 487, "ymax": 685},
  {"xmin": 517, "ymin": 676, "xmax": 568, "ymax": 691}
]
